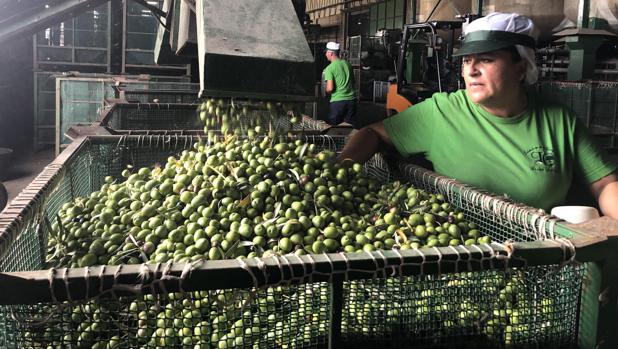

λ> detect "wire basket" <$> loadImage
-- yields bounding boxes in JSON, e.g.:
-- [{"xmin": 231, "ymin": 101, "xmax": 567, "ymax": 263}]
[
  {"xmin": 0, "ymin": 134, "xmax": 594, "ymax": 348},
  {"xmin": 98, "ymin": 102, "xmax": 329, "ymax": 135}
]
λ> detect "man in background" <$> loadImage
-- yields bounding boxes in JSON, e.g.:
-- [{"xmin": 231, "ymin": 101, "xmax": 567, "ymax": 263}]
[{"xmin": 323, "ymin": 42, "xmax": 357, "ymax": 127}]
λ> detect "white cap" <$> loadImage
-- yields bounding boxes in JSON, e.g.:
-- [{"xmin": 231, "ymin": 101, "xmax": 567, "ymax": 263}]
[
  {"xmin": 326, "ymin": 42, "xmax": 340, "ymax": 51},
  {"xmin": 463, "ymin": 12, "xmax": 539, "ymax": 85}
]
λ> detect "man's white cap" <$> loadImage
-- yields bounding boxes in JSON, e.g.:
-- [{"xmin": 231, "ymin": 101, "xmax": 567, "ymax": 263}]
[
  {"xmin": 458, "ymin": 13, "xmax": 539, "ymax": 84},
  {"xmin": 326, "ymin": 42, "xmax": 340, "ymax": 51}
]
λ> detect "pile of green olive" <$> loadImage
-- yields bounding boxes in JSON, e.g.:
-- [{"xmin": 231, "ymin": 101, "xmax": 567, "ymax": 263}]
[
  {"xmin": 30, "ymin": 96, "xmax": 557, "ymax": 348},
  {"xmin": 47, "ymin": 135, "xmax": 489, "ymax": 270}
]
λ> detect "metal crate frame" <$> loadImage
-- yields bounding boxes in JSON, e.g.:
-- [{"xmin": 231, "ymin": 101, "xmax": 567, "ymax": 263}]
[
  {"xmin": 95, "ymin": 101, "xmax": 331, "ymax": 135},
  {"xmin": 55, "ymin": 77, "xmax": 199, "ymax": 155},
  {"xmin": 0, "ymin": 135, "xmax": 617, "ymax": 348}
]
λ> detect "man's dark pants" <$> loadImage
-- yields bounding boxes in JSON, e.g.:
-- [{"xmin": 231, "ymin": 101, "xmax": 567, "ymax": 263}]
[{"xmin": 329, "ymin": 99, "xmax": 356, "ymax": 127}]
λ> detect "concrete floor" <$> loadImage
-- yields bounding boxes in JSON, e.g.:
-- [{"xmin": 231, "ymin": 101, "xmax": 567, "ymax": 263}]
[{"xmin": 2, "ymin": 147, "xmax": 55, "ymax": 205}]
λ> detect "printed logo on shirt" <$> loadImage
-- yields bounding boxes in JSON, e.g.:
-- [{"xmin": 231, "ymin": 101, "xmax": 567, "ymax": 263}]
[{"xmin": 523, "ymin": 146, "xmax": 556, "ymax": 172}]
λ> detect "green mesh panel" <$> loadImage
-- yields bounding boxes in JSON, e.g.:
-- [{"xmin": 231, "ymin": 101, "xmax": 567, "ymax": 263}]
[
  {"xmin": 341, "ymin": 266, "xmax": 582, "ymax": 348},
  {"xmin": 401, "ymin": 165, "xmax": 545, "ymax": 243},
  {"xmin": 0, "ymin": 135, "xmax": 584, "ymax": 348},
  {"xmin": 4, "ymin": 285, "xmax": 330, "ymax": 349}
]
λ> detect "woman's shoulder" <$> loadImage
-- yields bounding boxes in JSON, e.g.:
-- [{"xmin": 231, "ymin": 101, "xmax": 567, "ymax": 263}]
[
  {"xmin": 430, "ymin": 90, "xmax": 467, "ymax": 102},
  {"xmin": 422, "ymin": 90, "xmax": 469, "ymax": 108}
]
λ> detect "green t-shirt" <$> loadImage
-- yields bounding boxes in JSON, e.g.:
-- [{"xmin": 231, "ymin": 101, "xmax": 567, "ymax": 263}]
[
  {"xmin": 384, "ymin": 89, "xmax": 617, "ymax": 211},
  {"xmin": 323, "ymin": 59, "xmax": 356, "ymax": 102}
]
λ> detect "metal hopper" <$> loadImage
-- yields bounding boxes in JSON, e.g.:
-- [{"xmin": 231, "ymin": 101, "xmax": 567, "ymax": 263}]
[{"xmin": 195, "ymin": 0, "xmax": 315, "ymax": 101}]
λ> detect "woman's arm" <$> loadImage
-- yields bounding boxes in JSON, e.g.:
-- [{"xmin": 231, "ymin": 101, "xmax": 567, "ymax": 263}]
[
  {"xmin": 590, "ymin": 171, "xmax": 618, "ymax": 219},
  {"xmin": 338, "ymin": 121, "xmax": 394, "ymax": 165}
]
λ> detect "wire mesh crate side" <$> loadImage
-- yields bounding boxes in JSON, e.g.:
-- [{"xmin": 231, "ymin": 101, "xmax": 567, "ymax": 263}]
[
  {"xmin": 99, "ymin": 103, "xmax": 328, "ymax": 136},
  {"xmin": 340, "ymin": 265, "xmax": 583, "ymax": 348},
  {"xmin": 399, "ymin": 163, "xmax": 560, "ymax": 243},
  {"xmin": 123, "ymin": 91, "xmax": 200, "ymax": 104},
  {"xmin": 0, "ymin": 135, "xmax": 589, "ymax": 348},
  {"xmin": 2, "ymin": 283, "xmax": 331, "ymax": 349}
]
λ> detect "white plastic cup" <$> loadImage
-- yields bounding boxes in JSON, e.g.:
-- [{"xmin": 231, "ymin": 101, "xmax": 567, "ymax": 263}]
[{"xmin": 550, "ymin": 206, "xmax": 600, "ymax": 224}]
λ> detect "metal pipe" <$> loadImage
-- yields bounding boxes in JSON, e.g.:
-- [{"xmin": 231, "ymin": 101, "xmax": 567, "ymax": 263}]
[
  {"xmin": 411, "ymin": 0, "xmax": 417, "ymax": 24},
  {"xmin": 476, "ymin": 0, "xmax": 483, "ymax": 17}
]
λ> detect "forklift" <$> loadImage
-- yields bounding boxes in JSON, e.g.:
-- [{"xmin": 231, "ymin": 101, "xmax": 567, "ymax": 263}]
[{"xmin": 386, "ymin": 20, "xmax": 465, "ymax": 115}]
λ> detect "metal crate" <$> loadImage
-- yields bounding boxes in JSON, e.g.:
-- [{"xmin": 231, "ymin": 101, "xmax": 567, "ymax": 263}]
[
  {"xmin": 98, "ymin": 103, "xmax": 202, "ymax": 132},
  {"xmin": 114, "ymin": 81, "xmax": 199, "ymax": 104},
  {"xmin": 97, "ymin": 101, "xmax": 330, "ymax": 135},
  {"xmin": 55, "ymin": 77, "xmax": 198, "ymax": 154},
  {"xmin": 0, "ymin": 135, "xmax": 614, "ymax": 348}
]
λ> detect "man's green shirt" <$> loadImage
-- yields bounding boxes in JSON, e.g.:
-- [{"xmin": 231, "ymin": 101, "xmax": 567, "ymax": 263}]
[
  {"xmin": 384, "ymin": 89, "xmax": 617, "ymax": 211},
  {"xmin": 323, "ymin": 59, "xmax": 356, "ymax": 102}
]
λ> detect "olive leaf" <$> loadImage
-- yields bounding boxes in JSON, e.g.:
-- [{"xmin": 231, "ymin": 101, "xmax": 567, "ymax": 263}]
[
  {"xmin": 128, "ymin": 234, "xmax": 149, "ymax": 263},
  {"xmin": 238, "ymin": 194, "xmax": 251, "ymax": 208},
  {"xmin": 223, "ymin": 240, "xmax": 240, "ymax": 259},
  {"xmin": 298, "ymin": 143, "xmax": 309, "ymax": 159},
  {"xmin": 237, "ymin": 241, "xmax": 254, "ymax": 248},
  {"xmin": 289, "ymin": 168, "xmax": 301, "ymax": 183},
  {"xmin": 395, "ymin": 229, "xmax": 408, "ymax": 244}
]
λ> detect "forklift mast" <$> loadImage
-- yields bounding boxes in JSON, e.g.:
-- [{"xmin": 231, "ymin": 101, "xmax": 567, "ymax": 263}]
[{"xmin": 386, "ymin": 20, "xmax": 464, "ymax": 115}]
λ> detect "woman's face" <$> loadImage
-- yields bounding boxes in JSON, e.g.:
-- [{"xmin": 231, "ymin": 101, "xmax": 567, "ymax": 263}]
[{"xmin": 461, "ymin": 50, "xmax": 526, "ymax": 105}]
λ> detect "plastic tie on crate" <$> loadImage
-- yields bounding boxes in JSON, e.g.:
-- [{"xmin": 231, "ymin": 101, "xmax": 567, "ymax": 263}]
[
  {"xmin": 391, "ymin": 247, "xmax": 428, "ymax": 277},
  {"xmin": 447, "ymin": 246, "xmax": 463, "ymax": 273},
  {"xmin": 432, "ymin": 247, "xmax": 443, "ymax": 275},
  {"xmin": 337, "ymin": 251, "xmax": 383, "ymax": 282},
  {"xmin": 48, "ymin": 268, "xmax": 58, "ymax": 303},
  {"xmin": 492, "ymin": 240, "xmax": 529, "ymax": 269},
  {"xmin": 110, "ymin": 264, "xmax": 123, "ymax": 299},
  {"xmin": 116, "ymin": 135, "xmax": 127, "ymax": 150},
  {"xmin": 238, "ymin": 258, "xmax": 260, "ymax": 289},
  {"xmin": 272, "ymin": 254, "xmax": 286, "ymax": 285},
  {"xmin": 544, "ymin": 237, "xmax": 577, "ymax": 277},
  {"xmin": 156, "ymin": 262, "xmax": 174, "ymax": 295},
  {"xmin": 392, "ymin": 248, "xmax": 405, "ymax": 277},
  {"xmin": 538, "ymin": 214, "xmax": 552, "ymax": 240},
  {"xmin": 83, "ymin": 267, "xmax": 90, "ymax": 300},
  {"xmin": 365, "ymin": 250, "xmax": 380, "ymax": 279},
  {"xmin": 470, "ymin": 244, "xmax": 491, "ymax": 271},
  {"xmin": 62, "ymin": 268, "xmax": 73, "ymax": 304},
  {"xmin": 98, "ymin": 265, "xmax": 107, "ymax": 295},
  {"xmin": 375, "ymin": 249, "xmax": 390, "ymax": 279},
  {"xmin": 322, "ymin": 252, "xmax": 336, "ymax": 283},
  {"xmin": 462, "ymin": 245, "xmax": 476, "ymax": 271},
  {"xmin": 12, "ymin": 267, "xmax": 83, "ymax": 328},
  {"xmin": 280, "ymin": 254, "xmax": 309, "ymax": 286}
]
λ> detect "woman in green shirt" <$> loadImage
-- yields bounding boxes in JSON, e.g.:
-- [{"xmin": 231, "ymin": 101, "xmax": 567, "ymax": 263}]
[{"xmin": 339, "ymin": 12, "xmax": 618, "ymax": 218}]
